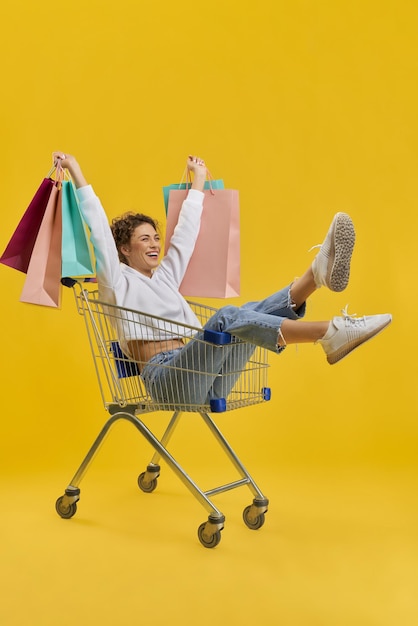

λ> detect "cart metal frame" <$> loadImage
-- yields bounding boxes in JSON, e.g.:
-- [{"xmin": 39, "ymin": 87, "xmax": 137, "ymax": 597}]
[{"xmin": 55, "ymin": 283, "xmax": 271, "ymax": 548}]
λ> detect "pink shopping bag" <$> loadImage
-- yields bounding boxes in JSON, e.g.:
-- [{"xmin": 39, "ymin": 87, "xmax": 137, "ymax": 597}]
[
  {"xmin": 0, "ymin": 177, "xmax": 54, "ymax": 273},
  {"xmin": 165, "ymin": 188, "xmax": 240, "ymax": 298},
  {"xmin": 19, "ymin": 184, "xmax": 63, "ymax": 308}
]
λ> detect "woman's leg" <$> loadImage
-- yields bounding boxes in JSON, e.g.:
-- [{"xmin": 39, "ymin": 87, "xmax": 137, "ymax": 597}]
[
  {"xmin": 240, "ymin": 211, "xmax": 356, "ymax": 319},
  {"xmin": 142, "ymin": 212, "xmax": 390, "ymax": 404},
  {"xmin": 142, "ymin": 338, "xmax": 238, "ymax": 407},
  {"xmin": 142, "ymin": 296, "xmax": 391, "ymax": 406},
  {"xmin": 279, "ymin": 318, "xmax": 329, "ymax": 345},
  {"xmin": 288, "ymin": 268, "xmax": 317, "ymax": 310},
  {"xmin": 141, "ymin": 294, "xmax": 295, "ymax": 407}
]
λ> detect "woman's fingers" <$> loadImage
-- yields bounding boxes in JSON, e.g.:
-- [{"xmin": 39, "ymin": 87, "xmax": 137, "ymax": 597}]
[
  {"xmin": 52, "ymin": 151, "xmax": 74, "ymax": 169},
  {"xmin": 188, "ymin": 155, "xmax": 205, "ymax": 167},
  {"xmin": 52, "ymin": 151, "xmax": 67, "ymax": 167}
]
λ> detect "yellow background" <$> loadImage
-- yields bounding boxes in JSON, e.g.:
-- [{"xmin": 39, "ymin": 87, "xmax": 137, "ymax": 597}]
[{"xmin": 1, "ymin": 1, "xmax": 417, "ymax": 624}]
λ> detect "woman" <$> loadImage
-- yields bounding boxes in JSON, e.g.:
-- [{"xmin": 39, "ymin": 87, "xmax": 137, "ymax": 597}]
[{"xmin": 53, "ymin": 152, "xmax": 391, "ymax": 405}]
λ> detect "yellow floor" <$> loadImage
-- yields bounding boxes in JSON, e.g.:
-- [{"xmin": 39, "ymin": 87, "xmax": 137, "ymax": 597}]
[{"xmin": 1, "ymin": 456, "xmax": 417, "ymax": 625}]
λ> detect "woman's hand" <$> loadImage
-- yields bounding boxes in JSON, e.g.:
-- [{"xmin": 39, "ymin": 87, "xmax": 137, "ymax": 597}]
[
  {"xmin": 187, "ymin": 155, "xmax": 207, "ymax": 192},
  {"xmin": 52, "ymin": 151, "xmax": 76, "ymax": 169},
  {"xmin": 52, "ymin": 151, "xmax": 88, "ymax": 189}
]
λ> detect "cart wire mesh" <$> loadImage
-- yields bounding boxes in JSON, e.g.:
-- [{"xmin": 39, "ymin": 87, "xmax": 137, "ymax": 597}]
[{"xmin": 75, "ymin": 287, "xmax": 271, "ymax": 414}]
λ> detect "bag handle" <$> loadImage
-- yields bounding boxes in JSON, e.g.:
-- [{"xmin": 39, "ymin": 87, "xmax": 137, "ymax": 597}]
[
  {"xmin": 179, "ymin": 164, "xmax": 215, "ymax": 196},
  {"xmin": 46, "ymin": 162, "xmax": 65, "ymax": 188}
]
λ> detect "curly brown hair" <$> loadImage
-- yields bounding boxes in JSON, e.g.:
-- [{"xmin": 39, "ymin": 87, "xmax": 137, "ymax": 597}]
[{"xmin": 110, "ymin": 212, "xmax": 160, "ymax": 264}]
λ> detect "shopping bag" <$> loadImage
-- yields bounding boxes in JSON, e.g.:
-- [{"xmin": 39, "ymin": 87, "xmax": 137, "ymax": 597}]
[
  {"xmin": 162, "ymin": 179, "xmax": 224, "ymax": 214},
  {"xmin": 0, "ymin": 177, "xmax": 55, "ymax": 273},
  {"xmin": 165, "ymin": 188, "xmax": 240, "ymax": 298},
  {"xmin": 19, "ymin": 184, "xmax": 63, "ymax": 308},
  {"xmin": 61, "ymin": 180, "xmax": 95, "ymax": 278}
]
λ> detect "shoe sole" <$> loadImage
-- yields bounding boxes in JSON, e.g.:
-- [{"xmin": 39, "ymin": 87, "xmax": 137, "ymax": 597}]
[
  {"xmin": 327, "ymin": 316, "xmax": 392, "ymax": 365},
  {"xmin": 327, "ymin": 213, "xmax": 356, "ymax": 292}
]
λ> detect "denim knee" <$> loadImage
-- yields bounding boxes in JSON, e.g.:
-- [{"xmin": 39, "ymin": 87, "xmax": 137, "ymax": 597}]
[{"xmin": 205, "ymin": 305, "xmax": 239, "ymax": 333}]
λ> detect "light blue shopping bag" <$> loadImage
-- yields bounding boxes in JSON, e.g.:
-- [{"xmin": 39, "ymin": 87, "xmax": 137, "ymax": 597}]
[{"xmin": 61, "ymin": 180, "xmax": 95, "ymax": 278}]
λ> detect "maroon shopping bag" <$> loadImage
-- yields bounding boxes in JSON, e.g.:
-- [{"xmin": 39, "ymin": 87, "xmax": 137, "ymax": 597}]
[
  {"xmin": 0, "ymin": 177, "xmax": 55, "ymax": 273},
  {"xmin": 165, "ymin": 188, "xmax": 240, "ymax": 298},
  {"xmin": 19, "ymin": 184, "xmax": 63, "ymax": 308}
]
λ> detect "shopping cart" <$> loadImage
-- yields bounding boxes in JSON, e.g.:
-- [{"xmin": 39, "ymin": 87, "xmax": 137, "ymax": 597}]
[{"xmin": 55, "ymin": 281, "xmax": 271, "ymax": 548}]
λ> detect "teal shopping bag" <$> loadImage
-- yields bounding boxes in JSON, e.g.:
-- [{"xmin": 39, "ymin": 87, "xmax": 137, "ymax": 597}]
[
  {"xmin": 162, "ymin": 179, "xmax": 224, "ymax": 214},
  {"xmin": 61, "ymin": 180, "xmax": 95, "ymax": 277}
]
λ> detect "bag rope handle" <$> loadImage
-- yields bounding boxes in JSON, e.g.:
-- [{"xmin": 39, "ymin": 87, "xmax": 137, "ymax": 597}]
[
  {"xmin": 179, "ymin": 164, "xmax": 215, "ymax": 195},
  {"xmin": 46, "ymin": 162, "xmax": 65, "ymax": 188}
]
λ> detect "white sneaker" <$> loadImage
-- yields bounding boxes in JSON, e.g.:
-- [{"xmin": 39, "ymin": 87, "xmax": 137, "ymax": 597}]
[
  {"xmin": 311, "ymin": 213, "xmax": 355, "ymax": 292},
  {"xmin": 318, "ymin": 308, "xmax": 392, "ymax": 364}
]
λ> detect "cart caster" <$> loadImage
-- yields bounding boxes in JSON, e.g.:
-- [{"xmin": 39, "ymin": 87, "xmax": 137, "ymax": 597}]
[
  {"xmin": 197, "ymin": 514, "xmax": 225, "ymax": 549},
  {"xmin": 55, "ymin": 495, "xmax": 78, "ymax": 519},
  {"xmin": 55, "ymin": 486, "xmax": 80, "ymax": 519},
  {"xmin": 243, "ymin": 498, "xmax": 269, "ymax": 530},
  {"xmin": 138, "ymin": 471, "xmax": 158, "ymax": 493},
  {"xmin": 197, "ymin": 523, "xmax": 222, "ymax": 548}
]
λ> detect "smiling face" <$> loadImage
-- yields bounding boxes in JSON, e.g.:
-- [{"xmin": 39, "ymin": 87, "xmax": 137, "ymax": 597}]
[{"xmin": 121, "ymin": 223, "xmax": 161, "ymax": 277}]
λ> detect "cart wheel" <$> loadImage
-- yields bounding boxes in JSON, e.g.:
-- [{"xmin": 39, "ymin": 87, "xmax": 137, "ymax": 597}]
[
  {"xmin": 243, "ymin": 505, "xmax": 266, "ymax": 530},
  {"xmin": 197, "ymin": 522, "xmax": 222, "ymax": 549},
  {"xmin": 137, "ymin": 472, "xmax": 158, "ymax": 493},
  {"xmin": 55, "ymin": 496, "xmax": 78, "ymax": 519}
]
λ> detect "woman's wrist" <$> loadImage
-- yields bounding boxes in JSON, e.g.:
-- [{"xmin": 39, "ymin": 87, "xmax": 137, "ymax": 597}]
[
  {"xmin": 68, "ymin": 161, "xmax": 88, "ymax": 188},
  {"xmin": 191, "ymin": 171, "xmax": 206, "ymax": 191}
]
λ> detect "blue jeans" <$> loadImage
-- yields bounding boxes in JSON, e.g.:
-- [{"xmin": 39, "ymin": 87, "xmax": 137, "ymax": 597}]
[{"xmin": 141, "ymin": 284, "xmax": 306, "ymax": 406}]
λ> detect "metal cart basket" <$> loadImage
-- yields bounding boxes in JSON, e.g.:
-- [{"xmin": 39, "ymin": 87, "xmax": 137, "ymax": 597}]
[{"xmin": 55, "ymin": 283, "xmax": 271, "ymax": 548}]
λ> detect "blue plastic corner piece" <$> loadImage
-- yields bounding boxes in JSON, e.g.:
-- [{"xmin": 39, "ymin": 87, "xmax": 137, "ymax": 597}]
[
  {"xmin": 203, "ymin": 329, "xmax": 232, "ymax": 345},
  {"xmin": 262, "ymin": 387, "xmax": 272, "ymax": 401},
  {"xmin": 111, "ymin": 341, "xmax": 140, "ymax": 378},
  {"xmin": 210, "ymin": 398, "xmax": 227, "ymax": 413}
]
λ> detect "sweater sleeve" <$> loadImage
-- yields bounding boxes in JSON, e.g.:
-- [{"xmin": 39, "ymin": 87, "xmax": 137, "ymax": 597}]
[
  {"xmin": 158, "ymin": 188, "xmax": 204, "ymax": 287},
  {"xmin": 76, "ymin": 185, "xmax": 123, "ymax": 291}
]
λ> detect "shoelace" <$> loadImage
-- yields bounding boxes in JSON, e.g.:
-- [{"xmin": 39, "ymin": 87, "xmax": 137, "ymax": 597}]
[
  {"xmin": 308, "ymin": 243, "xmax": 322, "ymax": 253},
  {"xmin": 341, "ymin": 305, "xmax": 366, "ymax": 327}
]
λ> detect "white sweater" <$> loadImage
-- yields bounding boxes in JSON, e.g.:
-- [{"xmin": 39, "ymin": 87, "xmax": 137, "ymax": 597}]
[{"xmin": 76, "ymin": 185, "xmax": 204, "ymax": 342}]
